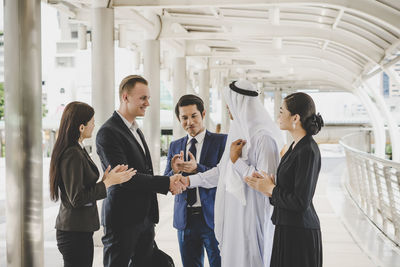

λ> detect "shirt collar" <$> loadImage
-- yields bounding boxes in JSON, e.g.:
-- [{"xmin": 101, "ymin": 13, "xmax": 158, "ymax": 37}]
[
  {"xmin": 78, "ymin": 142, "xmax": 84, "ymax": 149},
  {"xmin": 187, "ymin": 128, "xmax": 206, "ymax": 145},
  {"xmin": 116, "ymin": 110, "xmax": 138, "ymax": 131}
]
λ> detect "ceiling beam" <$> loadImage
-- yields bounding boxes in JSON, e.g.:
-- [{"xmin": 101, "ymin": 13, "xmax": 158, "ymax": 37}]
[
  {"xmin": 113, "ymin": 0, "xmax": 400, "ymax": 35},
  {"xmin": 332, "ymin": 8, "xmax": 344, "ymax": 29},
  {"xmin": 160, "ymin": 21, "xmax": 383, "ymax": 63},
  {"xmin": 186, "ymin": 43, "xmax": 364, "ymax": 71}
]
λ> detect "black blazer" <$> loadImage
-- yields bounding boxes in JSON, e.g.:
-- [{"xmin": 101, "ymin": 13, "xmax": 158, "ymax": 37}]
[
  {"xmin": 270, "ymin": 135, "xmax": 321, "ymax": 229},
  {"xmin": 96, "ymin": 111, "xmax": 170, "ymax": 228},
  {"xmin": 55, "ymin": 144, "xmax": 107, "ymax": 232}
]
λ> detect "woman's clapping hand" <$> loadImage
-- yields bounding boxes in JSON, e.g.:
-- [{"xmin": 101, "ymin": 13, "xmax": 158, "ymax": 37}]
[{"xmin": 102, "ymin": 164, "xmax": 137, "ymax": 188}]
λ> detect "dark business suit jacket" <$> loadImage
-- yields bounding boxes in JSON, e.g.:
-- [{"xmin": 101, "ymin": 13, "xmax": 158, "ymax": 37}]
[
  {"xmin": 164, "ymin": 131, "xmax": 227, "ymax": 230},
  {"xmin": 55, "ymin": 144, "xmax": 107, "ymax": 232},
  {"xmin": 96, "ymin": 111, "xmax": 170, "ymax": 228},
  {"xmin": 270, "ymin": 134, "xmax": 321, "ymax": 229}
]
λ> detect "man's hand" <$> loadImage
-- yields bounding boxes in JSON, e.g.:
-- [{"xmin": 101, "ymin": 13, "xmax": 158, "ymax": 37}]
[
  {"xmin": 169, "ymin": 174, "xmax": 187, "ymax": 195},
  {"xmin": 176, "ymin": 151, "xmax": 197, "ymax": 174},
  {"xmin": 171, "ymin": 151, "xmax": 184, "ymax": 174},
  {"xmin": 180, "ymin": 176, "xmax": 190, "ymax": 188},
  {"xmin": 230, "ymin": 139, "xmax": 246, "ymax": 163}
]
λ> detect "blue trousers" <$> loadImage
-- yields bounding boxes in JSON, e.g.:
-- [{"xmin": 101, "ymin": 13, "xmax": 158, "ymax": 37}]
[{"xmin": 177, "ymin": 211, "xmax": 221, "ymax": 267}]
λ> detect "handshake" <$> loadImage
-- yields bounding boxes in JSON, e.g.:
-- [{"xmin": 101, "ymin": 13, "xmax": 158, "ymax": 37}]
[{"xmin": 169, "ymin": 174, "xmax": 190, "ymax": 195}]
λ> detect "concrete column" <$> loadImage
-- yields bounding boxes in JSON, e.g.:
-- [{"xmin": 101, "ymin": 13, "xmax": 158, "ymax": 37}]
[
  {"xmin": 364, "ymin": 82, "xmax": 400, "ymax": 162},
  {"xmin": 199, "ymin": 69, "xmax": 211, "ymax": 129},
  {"xmin": 259, "ymin": 88, "xmax": 265, "ymax": 107},
  {"xmin": 354, "ymin": 88, "xmax": 386, "ymax": 158},
  {"xmin": 91, "ymin": 4, "xmax": 115, "ymax": 247},
  {"xmin": 143, "ymin": 40, "xmax": 161, "ymax": 173},
  {"xmin": 132, "ymin": 51, "xmax": 141, "ymax": 71},
  {"xmin": 219, "ymin": 77, "xmax": 229, "ymax": 134},
  {"xmin": 118, "ymin": 24, "xmax": 128, "ymax": 48},
  {"xmin": 78, "ymin": 24, "xmax": 87, "ymax": 50},
  {"xmin": 274, "ymin": 88, "xmax": 282, "ymax": 122},
  {"xmin": 187, "ymin": 78, "xmax": 195, "ymax": 94},
  {"xmin": 173, "ymin": 57, "xmax": 187, "ymax": 140},
  {"xmin": 91, "ymin": 7, "xmax": 115, "ymax": 127},
  {"xmin": 4, "ymin": 0, "xmax": 44, "ymax": 266},
  {"xmin": 220, "ymin": 91, "xmax": 230, "ymax": 134}
]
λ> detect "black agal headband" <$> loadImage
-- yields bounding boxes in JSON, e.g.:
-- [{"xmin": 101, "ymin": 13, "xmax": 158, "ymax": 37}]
[{"xmin": 229, "ymin": 81, "xmax": 259, "ymax": 97}]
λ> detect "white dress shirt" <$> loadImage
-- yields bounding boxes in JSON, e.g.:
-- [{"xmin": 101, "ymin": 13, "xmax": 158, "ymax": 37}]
[
  {"xmin": 116, "ymin": 111, "xmax": 146, "ymax": 155},
  {"xmin": 186, "ymin": 129, "xmax": 206, "ymax": 207}
]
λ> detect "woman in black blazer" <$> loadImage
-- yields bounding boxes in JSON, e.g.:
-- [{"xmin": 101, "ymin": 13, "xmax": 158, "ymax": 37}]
[
  {"xmin": 244, "ymin": 92, "xmax": 324, "ymax": 267},
  {"xmin": 49, "ymin": 101, "xmax": 136, "ymax": 267}
]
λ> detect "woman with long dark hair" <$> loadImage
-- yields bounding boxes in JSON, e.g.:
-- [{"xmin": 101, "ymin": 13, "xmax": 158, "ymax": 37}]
[
  {"xmin": 242, "ymin": 92, "xmax": 324, "ymax": 267},
  {"xmin": 49, "ymin": 101, "xmax": 136, "ymax": 267}
]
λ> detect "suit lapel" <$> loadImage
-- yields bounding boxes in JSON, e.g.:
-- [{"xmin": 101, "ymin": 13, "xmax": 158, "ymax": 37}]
[
  {"xmin": 199, "ymin": 130, "xmax": 211, "ymax": 164},
  {"xmin": 136, "ymin": 128, "xmax": 152, "ymax": 164},
  {"xmin": 80, "ymin": 146, "xmax": 99, "ymax": 176}
]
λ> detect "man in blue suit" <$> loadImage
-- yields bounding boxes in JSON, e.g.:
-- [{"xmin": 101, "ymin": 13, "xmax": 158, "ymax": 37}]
[{"xmin": 164, "ymin": 94, "xmax": 227, "ymax": 267}]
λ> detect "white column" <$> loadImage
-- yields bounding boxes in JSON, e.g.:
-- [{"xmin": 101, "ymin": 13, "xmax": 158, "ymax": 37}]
[
  {"xmin": 143, "ymin": 40, "xmax": 161, "ymax": 173},
  {"xmin": 173, "ymin": 57, "xmax": 187, "ymax": 140},
  {"xmin": 187, "ymin": 70, "xmax": 196, "ymax": 94},
  {"xmin": 274, "ymin": 88, "xmax": 282, "ymax": 122},
  {"xmin": 259, "ymin": 88, "xmax": 265, "ymax": 107},
  {"xmin": 187, "ymin": 78, "xmax": 195, "ymax": 94},
  {"xmin": 91, "ymin": 4, "xmax": 115, "ymax": 247},
  {"xmin": 199, "ymin": 69, "xmax": 211, "ymax": 129},
  {"xmin": 132, "ymin": 51, "xmax": 141, "ymax": 72},
  {"xmin": 91, "ymin": 7, "xmax": 115, "ymax": 127},
  {"xmin": 220, "ymin": 76, "xmax": 230, "ymax": 133},
  {"xmin": 78, "ymin": 24, "xmax": 87, "ymax": 50},
  {"xmin": 354, "ymin": 88, "xmax": 386, "ymax": 158},
  {"xmin": 4, "ymin": 0, "xmax": 44, "ymax": 266},
  {"xmin": 364, "ymin": 82, "xmax": 400, "ymax": 162},
  {"xmin": 118, "ymin": 24, "xmax": 128, "ymax": 48}
]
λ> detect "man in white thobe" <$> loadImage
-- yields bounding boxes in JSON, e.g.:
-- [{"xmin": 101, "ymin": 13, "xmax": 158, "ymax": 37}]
[{"xmin": 180, "ymin": 80, "xmax": 283, "ymax": 267}]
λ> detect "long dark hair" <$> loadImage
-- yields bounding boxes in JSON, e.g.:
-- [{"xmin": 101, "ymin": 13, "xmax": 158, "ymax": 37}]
[
  {"xmin": 49, "ymin": 101, "xmax": 94, "ymax": 201},
  {"xmin": 284, "ymin": 92, "xmax": 324, "ymax": 135}
]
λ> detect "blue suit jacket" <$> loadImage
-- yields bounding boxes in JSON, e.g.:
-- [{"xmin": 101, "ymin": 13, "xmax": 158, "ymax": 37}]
[{"xmin": 164, "ymin": 130, "xmax": 227, "ymax": 230}]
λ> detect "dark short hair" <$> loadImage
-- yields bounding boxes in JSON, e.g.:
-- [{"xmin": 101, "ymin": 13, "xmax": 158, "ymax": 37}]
[
  {"xmin": 175, "ymin": 94, "xmax": 205, "ymax": 120},
  {"xmin": 119, "ymin": 75, "xmax": 148, "ymax": 101},
  {"xmin": 284, "ymin": 92, "xmax": 324, "ymax": 135}
]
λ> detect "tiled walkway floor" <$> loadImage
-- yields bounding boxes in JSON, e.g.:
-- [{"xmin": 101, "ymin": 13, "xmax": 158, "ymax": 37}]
[{"xmin": 1, "ymin": 149, "xmax": 399, "ymax": 266}]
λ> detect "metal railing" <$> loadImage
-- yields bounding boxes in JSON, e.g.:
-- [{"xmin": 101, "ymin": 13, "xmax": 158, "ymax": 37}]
[{"xmin": 340, "ymin": 132, "xmax": 400, "ymax": 246}]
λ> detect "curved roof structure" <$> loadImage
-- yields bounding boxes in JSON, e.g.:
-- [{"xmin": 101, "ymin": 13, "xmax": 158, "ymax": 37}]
[{"xmin": 49, "ymin": 0, "xmax": 400, "ymax": 92}]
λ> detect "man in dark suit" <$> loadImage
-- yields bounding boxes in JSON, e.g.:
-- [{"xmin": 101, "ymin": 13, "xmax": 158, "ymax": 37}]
[
  {"xmin": 164, "ymin": 95, "xmax": 227, "ymax": 267},
  {"xmin": 96, "ymin": 75, "xmax": 183, "ymax": 267}
]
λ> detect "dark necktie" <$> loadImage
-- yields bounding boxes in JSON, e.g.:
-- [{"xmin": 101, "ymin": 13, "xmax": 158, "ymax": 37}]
[{"xmin": 187, "ymin": 138, "xmax": 197, "ymax": 206}]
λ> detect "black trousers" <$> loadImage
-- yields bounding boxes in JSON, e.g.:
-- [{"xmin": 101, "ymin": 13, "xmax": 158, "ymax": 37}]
[
  {"xmin": 56, "ymin": 230, "xmax": 94, "ymax": 267},
  {"xmin": 102, "ymin": 218, "xmax": 155, "ymax": 267}
]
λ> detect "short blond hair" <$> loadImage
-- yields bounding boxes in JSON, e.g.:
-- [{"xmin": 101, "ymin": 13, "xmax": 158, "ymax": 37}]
[{"xmin": 119, "ymin": 75, "xmax": 148, "ymax": 101}]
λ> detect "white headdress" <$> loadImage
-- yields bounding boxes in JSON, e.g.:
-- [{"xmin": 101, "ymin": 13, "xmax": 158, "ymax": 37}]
[
  {"xmin": 217, "ymin": 80, "xmax": 284, "ymax": 205},
  {"xmin": 214, "ymin": 79, "xmax": 284, "ymax": 247}
]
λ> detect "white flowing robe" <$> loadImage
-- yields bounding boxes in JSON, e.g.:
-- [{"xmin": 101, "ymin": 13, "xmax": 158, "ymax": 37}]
[{"xmin": 190, "ymin": 132, "xmax": 279, "ymax": 267}]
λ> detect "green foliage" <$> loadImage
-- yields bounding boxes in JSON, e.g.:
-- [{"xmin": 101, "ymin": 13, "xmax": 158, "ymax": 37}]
[
  {"xmin": 0, "ymin": 82, "xmax": 48, "ymax": 120},
  {"xmin": 0, "ymin": 83, "xmax": 4, "ymax": 120},
  {"xmin": 386, "ymin": 143, "xmax": 392, "ymax": 160},
  {"xmin": 42, "ymin": 103, "xmax": 48, "ymax": 118}
]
